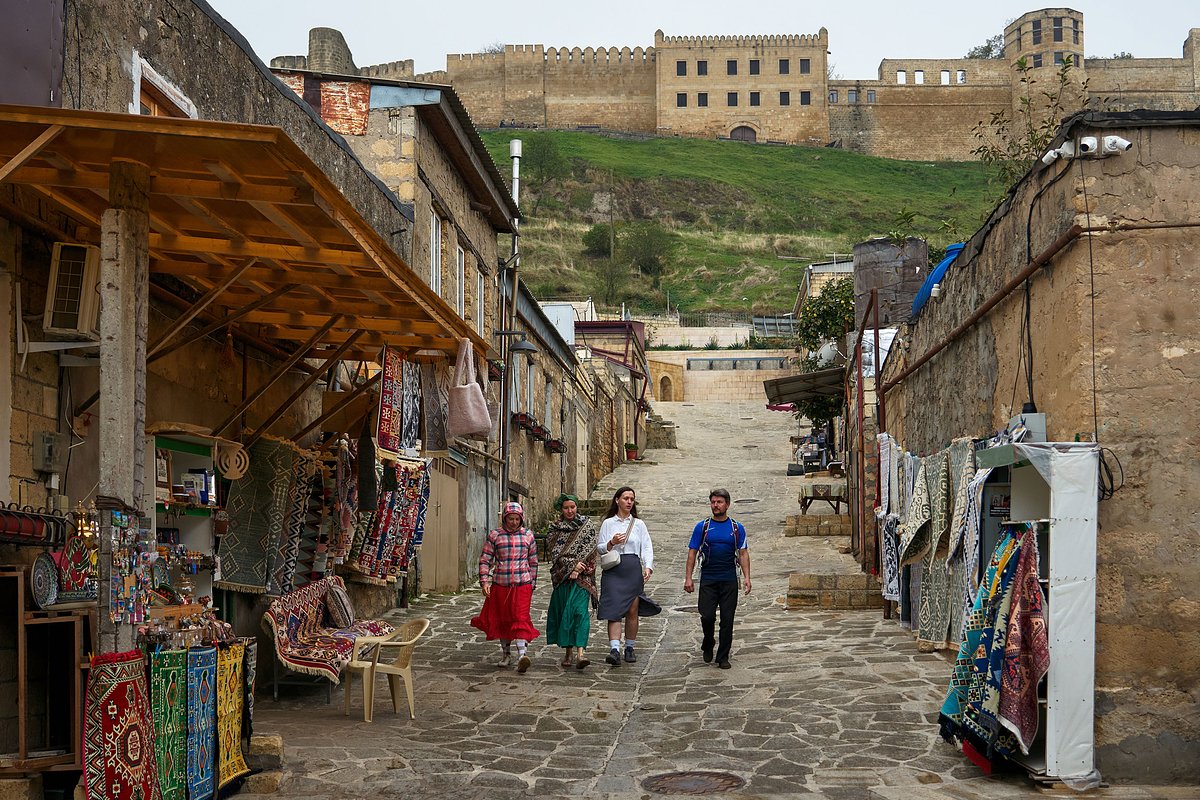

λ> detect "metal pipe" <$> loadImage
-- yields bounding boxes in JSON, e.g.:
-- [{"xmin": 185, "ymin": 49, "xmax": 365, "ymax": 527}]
[
  {"xmin": 873, "ymin": 292, "xmax": 885, "ymax": 432},
  {"xmin": 498, "ymin": 139, "xmax": 522, "ymax": 505}
]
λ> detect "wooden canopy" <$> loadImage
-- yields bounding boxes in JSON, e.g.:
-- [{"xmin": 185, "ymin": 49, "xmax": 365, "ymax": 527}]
[{"xmin": 0, "ymin": 104, "xmax": 485, "ymax": 361}]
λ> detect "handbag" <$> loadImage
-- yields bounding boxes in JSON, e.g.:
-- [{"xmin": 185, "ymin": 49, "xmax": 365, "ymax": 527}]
[
  {"xmin": 600, "ymin": 516, "xmax": 636, "ymax": 571},
  {"xmin": 462, "ymin": 354, "xmax": 501, "ymax": 443},
  {"xmin": 447, "ymin": 338, "xmax": 493, "ymax": 439}
]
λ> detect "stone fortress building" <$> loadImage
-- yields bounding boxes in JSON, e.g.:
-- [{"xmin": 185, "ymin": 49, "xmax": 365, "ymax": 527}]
[{"xmin": 272, "ymin": 8, "xmax": 1200, "ymax": 161}]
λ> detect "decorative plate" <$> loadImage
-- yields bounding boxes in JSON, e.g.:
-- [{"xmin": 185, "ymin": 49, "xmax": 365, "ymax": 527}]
[
  {"xmin": 31, "ymin": 552, "xmax": 59, "ymax": 609},
  {"xmin": 60, "ymin": 534, "xmax": 93, "ymax": 592},
  {"xmin": 153, "ymin": 558, "xmax": 172, "ymax": 588}
]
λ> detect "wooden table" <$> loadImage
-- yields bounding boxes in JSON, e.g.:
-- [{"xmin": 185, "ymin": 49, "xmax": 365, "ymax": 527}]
[{"xmin": 798, "ymin": 479, "xmax": 848, "ymax": 515}]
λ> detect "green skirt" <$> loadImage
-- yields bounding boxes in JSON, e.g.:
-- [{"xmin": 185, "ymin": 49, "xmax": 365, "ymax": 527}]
[{"xmin": 545, "ymin": 581, "xmax": 592, "ymax": 648}]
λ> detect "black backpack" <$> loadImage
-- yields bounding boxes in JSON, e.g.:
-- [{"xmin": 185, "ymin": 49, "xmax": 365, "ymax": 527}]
[{"xmin": 699, "ymin": 517, "xmax": 745, "ymax": 571}]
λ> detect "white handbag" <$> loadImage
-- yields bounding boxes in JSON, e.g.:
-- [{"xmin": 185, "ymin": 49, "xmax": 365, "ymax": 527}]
[
  {"xmin": 447, "ymin": 339, "xmax": 492, "ymax": 439},
  {"xmin": 600, "ymin": 517, "xmax": 636, "ymax": 571}
]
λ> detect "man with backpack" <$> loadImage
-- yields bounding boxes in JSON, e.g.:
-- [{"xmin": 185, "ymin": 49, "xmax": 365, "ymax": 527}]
[{"xmin": 684, "ymin": 488, "xmax": 752, "ymax": 669}]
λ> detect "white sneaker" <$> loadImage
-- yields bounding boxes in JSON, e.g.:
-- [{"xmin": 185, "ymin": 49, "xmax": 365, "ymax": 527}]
[{"xmin": 497, "ymin": 653, "xmax": 512, "ymax": 667}]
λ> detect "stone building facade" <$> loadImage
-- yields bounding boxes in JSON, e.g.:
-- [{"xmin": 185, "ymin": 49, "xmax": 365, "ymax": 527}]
[{"xmin": 276, "ymin": 9, "xmax": 1200, "ymax": 161}]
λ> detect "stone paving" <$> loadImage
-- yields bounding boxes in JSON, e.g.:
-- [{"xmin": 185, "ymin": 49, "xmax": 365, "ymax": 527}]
[{"xmin": 246, "ymin": 402, "xmax": 1192, "ymax": 800}]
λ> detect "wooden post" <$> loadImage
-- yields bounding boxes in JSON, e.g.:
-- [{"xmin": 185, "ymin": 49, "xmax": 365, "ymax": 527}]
[{"xmin": 97, "ymin": 159, "xmax": 149, "ymax": 653}]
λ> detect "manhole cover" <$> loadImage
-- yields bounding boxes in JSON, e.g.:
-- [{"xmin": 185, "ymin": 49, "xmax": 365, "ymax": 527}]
[
  {"xmin": 642, "ymin": 771, "xmax": 746, "ymax": 795},
  {"xmin": 674, "ymin": 605, "xmax": 698, "ymax": 612},
  {"xmin": 734, "ymin": 498, "xmax": 760, "ymax": 503}
]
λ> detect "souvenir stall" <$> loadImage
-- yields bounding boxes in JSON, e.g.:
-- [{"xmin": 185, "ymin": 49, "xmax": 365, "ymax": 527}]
[{"xmin": 875, "ymin": 420, "xmax": 1100, "ymax": 785}]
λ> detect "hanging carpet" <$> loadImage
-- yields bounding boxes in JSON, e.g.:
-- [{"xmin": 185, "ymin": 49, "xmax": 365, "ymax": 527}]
[
  {"xmin": 83, "ymin": 650, "xmax": 161, "ymax": 800},
  {"xmin": 187, "ymin": 646, "xmax": 217, "ymax": 800},
  {"xmin": 916, "ymin": 450, "xmax": 954, "ymax": 651},
  {"xmin": 997, "ymin": 524, "xmax": 1050, "ymax": 756},
  {"xmin": 150, "ymin": 649, "xmax": 188, "ymax": 800},
  {"xmin": 898, "ymin": 459, "xmax": 931, "ymax": 566},
  {"xmin": 217, "ymin": 439, "xmax": 300, "ymax": 593},
  {"xmin": 269, "ymin": 450, "xmax": 317, "ymax": 596},
  {"xmin": 241, "ymin": 638, "xmax": 258, "ymax": 742},
  {"xmin": 216, "ymin": 643, "xmax": 252, "ymax": 790}
]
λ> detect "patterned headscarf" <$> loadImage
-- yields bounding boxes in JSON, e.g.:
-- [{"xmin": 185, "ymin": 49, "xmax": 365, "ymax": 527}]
[
  {"xmin": 554, "ymin": 493, "xmax": 579, "ymax": 512},
  {"xmin": 501, "ymin": 501, "xmax": 524, "ymax": 523}
]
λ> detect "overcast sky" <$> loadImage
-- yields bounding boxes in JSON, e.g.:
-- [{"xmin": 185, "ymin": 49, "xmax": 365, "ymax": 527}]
[{"xmin": 208, "ymin": 0, "xmax": 1197, "ymax": 80}]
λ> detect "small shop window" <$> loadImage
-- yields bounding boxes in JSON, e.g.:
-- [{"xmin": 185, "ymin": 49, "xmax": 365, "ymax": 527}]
[
  {"xmin": 677, "ymin": 92, "xmax": 687, "ymax": 108},
  {"xmin": 779, "ymin": 91, "xmax": 790, "ymax": 106},
  {"xmin": 749, "ymin": 91, "xmax": 760, "ymax": 106}
]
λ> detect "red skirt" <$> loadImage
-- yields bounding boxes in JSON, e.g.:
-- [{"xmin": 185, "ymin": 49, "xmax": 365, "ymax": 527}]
[{"xmin": 470, "ymin": 583, "xmax": 539, "ymax": 641}]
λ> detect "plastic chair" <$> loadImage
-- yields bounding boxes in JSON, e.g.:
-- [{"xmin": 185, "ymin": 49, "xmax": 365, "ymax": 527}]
[{"xmin": 343, "ymin": 617, "xmax": 430, "ymax": 722}]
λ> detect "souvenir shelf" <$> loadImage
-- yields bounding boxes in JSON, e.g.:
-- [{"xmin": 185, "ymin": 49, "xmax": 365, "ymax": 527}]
[{"xmin": 974, "ymin": 441, "xmax": 1099, "ymax": 783}]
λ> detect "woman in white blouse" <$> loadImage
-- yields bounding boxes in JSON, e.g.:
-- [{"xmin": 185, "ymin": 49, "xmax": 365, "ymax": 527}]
[{"xmin": 596, "ymin": 486, "xmax": 661, "ymax": 665}]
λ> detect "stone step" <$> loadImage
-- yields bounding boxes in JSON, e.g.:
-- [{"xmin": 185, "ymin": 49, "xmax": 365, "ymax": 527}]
[
  {"xmin": 786, "ymin": 571, "xmax": 884, "ymax": 610},
  {"xmin": 785, "ymin": 514, "xmax": 852, "ymax": 537}
]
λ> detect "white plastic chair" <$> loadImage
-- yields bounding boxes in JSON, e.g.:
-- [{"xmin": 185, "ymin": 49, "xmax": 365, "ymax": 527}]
[{"xmin": 343, "ymin": 617, "xmax": 430, "ymax": 722}]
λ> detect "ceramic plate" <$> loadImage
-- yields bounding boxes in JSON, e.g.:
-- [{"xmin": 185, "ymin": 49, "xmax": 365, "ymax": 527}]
[{"xmin": 31, "ymin": 552, "xmax": 59, "ymax": 609}]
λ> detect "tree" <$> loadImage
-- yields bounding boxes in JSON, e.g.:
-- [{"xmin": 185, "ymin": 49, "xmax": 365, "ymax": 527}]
[
  {"xmin": 619, "ymin": 222, "xmax": 676, "ymax": 280},
  {"xmin": 597, "ymin": 256, "xmax": 632, "ymax": 305},
  {"xmin": 794, "ymin": 275, "xmax": 855, "ymax": 352},
  {"xmin": 482, "ymin": 42, "xmax": 505, "ymax": 54},
  {"xmin": 965, "ymin": 34, "xmax": 1005, "ymax": 59},
  {"xmin": 521, "ymin": 133, "xmax": 569, "ymax": 215},
  {"xmin": 582, "ymin": 223, "xmax": 615, "ymax": 257}
]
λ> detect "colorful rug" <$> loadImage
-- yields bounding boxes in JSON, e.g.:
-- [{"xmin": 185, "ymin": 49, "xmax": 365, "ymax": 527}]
[
  {"xmin": 880, "ymin": 514, "xmax": 901, "ymax": 602},
  {"xmin": 83, "ymin": 650, "xmax": 161, "ymax": 800},
  {"xmin": 270, "ymin": 452, "xmax": 316, "ymax": 596},
  {"xmin": 263, "ymin": 575, "xmax": 396, "ymax": 683},
  {"xmin": 216, "ymin": 643, "xmax": 251, "ymax": 790},
  {"xmin": 150, "ymin": 650, "xmax": 188, "ymax": 800},
  {"xmin": 241, "ymin": 638, "xmax": 258, "ymax": 742},
  {"xmin": 998, "ymin": 524, "xmax": 1050, "ymax": 755},
  {"xmin": 217, "ymin": 439, "xmax": 300, "ymax": 593},
  {"xmin": 421, "ymin": 361, "xmax": 450, "ymax": 452},
  {"xmin": 187, "ymin": 646, "xmax": 217, "ymax": 800},
  {"xmin": 400, "ymin": 360, "xmax": 421, "ymax": 449},
  {"xmin": 957, "ymin": 466, "xmax": 994, "ymax": 641},
  {"xmin": 917, "ymin": 450, "xmax": 953, "ymax": 651},
  {"xmin": 332, "ymin": 437, "xmax": 357, "ymax": 563}
]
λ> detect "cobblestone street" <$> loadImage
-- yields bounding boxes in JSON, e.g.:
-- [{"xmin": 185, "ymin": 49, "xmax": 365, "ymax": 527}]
[{"xmin": 247, "ymin": 402, "xmax": 1184, "ymax": 799}]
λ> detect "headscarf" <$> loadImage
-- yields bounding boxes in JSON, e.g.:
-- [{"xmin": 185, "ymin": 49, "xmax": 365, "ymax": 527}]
[
  {"xmin": 554, "ymin": 493, "xmax": 579, "ymax": 512},
  {"xmin": 501, "ymin": 501, "xmax": 525, "ymax": 524},
  {"xmin": 547, "ymin": 510, "xmax": 599, "ymax": 600}
]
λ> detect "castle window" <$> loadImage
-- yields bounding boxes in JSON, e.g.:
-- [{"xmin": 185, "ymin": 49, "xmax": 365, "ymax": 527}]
[
  {"xmin": 914, "ymin": 70, "xmax": 924, "ymax": 84},
  {"xmin": 957, "ymin": 70, "xmax": 967, "ymax": 84},
  {"xmin": 779, "ymin": 91, "xmax": 790, "ymax": 106},
  {"xmin": 697, "ymin": 60, "xmax": 708, "ymax": 76},
  {"xmin": 799, "ymin": 59, "xmax": 810, "ymax": 74},
  {"xmin": 1053, "ymin": 17, "xmax": 1063, "ymax": 42},
  {"xmin": 727, "ymin": 91, "xmax": 738, "ymax": 106},
  {"xmin": 1032, "ymin": 20, "xmax": 1042, "ymax": 45},
  {"xmin": 677, "ymin": 92, "xmax": 687, "ymax": 108},
  {"xmin": 676, "ymin": 60, "xmax": 687, "ymax": 76},
  {"xmin": 1072, "ymin": 19, "xmax": 1080, "ymax": 44},
  {"xmin": 749, "ymin": 59, "xmax": 760, "ymax": 75},
  {"xmin": 779, "ymin": 58, "xmax": 790, "ymax": 75},
  {"xmin": 828, "ymin": 89, "xmax": 838, "ymax": 104},
  {"xmin": 1032, "ymin": 53, "xmax": 1043, "ymax": 68},
  {"xmin": 866, "ymin": 90, "xmax": 876, "ymax": 103},
  {"xmin": 727, "ymin": 60, "xmax": 738, "ymax": 76},
  {"xmin": 896, "ymin": 69, "xmax": 907, "ymax": 84},
  {"xmin": 800, "ymin": 91, "xmax": 811, "ymax": 105},
  {"xmin": 1053, "ymin": 51, "xmax": 1064, "ymax": 66},
  {"xmin": 749, "ymin": 91, "xmax": 760, "ymax": 106},
  {"xmin": 847, "ymin": 89, "xmax": 857, "ymax": 103},
  {"xmin": 698, "ymin": 92, "xmax": 708, "ymax": 107},
  {"xmin": 940, "ymin": 70, "xmax": 950, "ymax": 85}
]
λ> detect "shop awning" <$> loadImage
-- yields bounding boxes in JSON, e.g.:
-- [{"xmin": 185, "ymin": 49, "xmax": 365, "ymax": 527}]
[
  {"xmin": 763, "ymin": 366, "xmax": 844, "ymax": 404},
  {"xmin": 0, "ymin": 104, "xmax": 485, "ymax": 361}
]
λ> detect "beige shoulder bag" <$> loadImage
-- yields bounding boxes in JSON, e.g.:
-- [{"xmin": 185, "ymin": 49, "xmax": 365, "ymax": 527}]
[{"xmin": 599, "ymin": 516, "xmax": 635, "ymax": 571}]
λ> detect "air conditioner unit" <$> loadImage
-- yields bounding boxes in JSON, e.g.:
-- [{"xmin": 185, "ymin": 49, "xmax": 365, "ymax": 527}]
[{"xmin": 43, "ymin": 243, "xmax": 101, "ymax": 341}]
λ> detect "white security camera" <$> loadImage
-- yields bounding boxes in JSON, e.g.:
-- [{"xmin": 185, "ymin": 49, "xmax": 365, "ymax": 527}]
[
  {"xmin": 1077, "ymin": 136, "xmax": 1098, "ymax": 155},
  {"xmin": 1102, "ymin": 135, "xmax": 1133, "ymax": 154},
  {"xmin": 1041, "ymin": 149, "xmax": 1060, "ymax": 165}
]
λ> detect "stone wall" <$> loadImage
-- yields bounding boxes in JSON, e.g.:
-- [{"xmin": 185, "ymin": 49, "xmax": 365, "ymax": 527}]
[
  {"xmin": 878, "ymin": 117, "xmax": 1200, "ymax": 783},
  {"xmin": 852, "ymin": 237, "xmax": 928, "ymax": 329},
  {"xmin": 544, "ymin": 47, "xmax": 656, "ymax": 132},
  {"xmin": 647, "ymin": 358, "xmax": 684, "ymax": 401},
  {"xmin": 648, "ymin": 350, "xmax": 794, "ymax": 402}
]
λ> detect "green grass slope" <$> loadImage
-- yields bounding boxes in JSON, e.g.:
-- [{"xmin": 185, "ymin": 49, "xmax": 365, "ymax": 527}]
[{"xmin": 479, "ymin": 130, "xmax": 998, "ymax": 313}]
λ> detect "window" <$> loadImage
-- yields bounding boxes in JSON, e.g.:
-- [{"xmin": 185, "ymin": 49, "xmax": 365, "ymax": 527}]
[
  {"xmin": 475, "ymin": 270, "xmax": 486, "ymax": 331},
  {"xmin": 727, "ymin": 91, "xmax": 738, "ymax": 107},
  {"xmin": 1032, "ymin": 54, "xmax": 1043, "ymax": 68},
  {"xmin": 697, "ymin": 92, "xmax": 708, "ymax": 107},
  {"xmin": 455, "ymin": 246, "xmax": 465, "ymax": 317},
  {"xmin": 544, "ymin": 380, "xmax": 554, "ymax": 436},
  {"xmin": 697, "ymin": 60, "xmax": 708, "ymax": 76},
  {"xmin": 847, "ymin": 89, "xmax": 857, "ymax": 103},
  {"xmin": 779, "ymin": 58, "xmax": 790, "ymax": 75},
  {"xmin": 1053, "ymin": 51, "xmax": 1065, "ymax": 66},
  {"xmin": 957, "ymin": 69, "xmax": 967, "ymax": 84},
  {"xmin": 896, "ymin": 69, "xmax": 907, "ymax": 84},
  {"xmin": 526, "ymin": 362, "xmax": 535, "ymax": 419},
  {"xmin": 727, "ymin": 59, "xmax": 737, "ymax": 75},
  {"xmin": 940, "ymin": 69, "xmax": 951, "ymax": 85},
  {"xmin": 799, "ymin": 58, "xmax": 810, "ymax": 74},
  {"xmin": 914, "ymin": 70, "xmax": 924, "ymax": 84},
  {"xmin": 800, "ymin": 91, "xmax": 811, "ymax": 105},
  {"xmin": 677, "ymin": 92, "xmax": 687, "ymax": 108},
  {"xmin": 828, "ymin": 89, "xmax": 838, "ymax": 104},
  {"xmin": 779, "ymin": 91, "xmax": 790, "ymax": 106},
  {"xmin": 749, "ymin": 91, "xmax": 760, "ymax": 107},
  {"xmin": 676, "ymin": 60, "xmax": 687, "ymax": 76},
  {"xmin": 866, "ymin": 89, "xmax": 876, "ymax": 103},
  {"xmin": 429, "ymin": 215, "xmax": 442, "ymax": 294},
  {"xmin": 1053, "ymin": 17, "xmax": 1063, "ymax": 42},
  {"xmin": 1032, "ymin": 20, "xmax": 1042, "ymax": 45},
  {"xmin": 1072, "ymin": 19, "xmax": 1080, "ymax": 45},
  {"xmin": 510, "ymin": 353, "xmax": 521, "ymax": 410},
  {"xmin": 139, "ymin": 81, "xmax": 187, "ymax": 117},
  {"xmin": 749, "ymin": 59, "xmax": 760, "ymax": 75}
]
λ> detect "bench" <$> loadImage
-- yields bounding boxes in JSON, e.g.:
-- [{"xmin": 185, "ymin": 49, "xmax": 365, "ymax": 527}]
[{"xmin": 262, "ymin": 575, "xmax": 395, "ymax": 701}]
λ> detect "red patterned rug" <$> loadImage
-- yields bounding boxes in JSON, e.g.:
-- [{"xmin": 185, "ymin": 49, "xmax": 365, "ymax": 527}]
[{"xmin": 84, "ymin": 649, "xmax": 161, "ymax": 800}]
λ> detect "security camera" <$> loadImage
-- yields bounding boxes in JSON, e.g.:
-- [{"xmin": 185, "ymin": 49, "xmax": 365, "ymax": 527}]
[
  {"xmin": 1102, "ymin": 135, "xmax": 1133, "ymax": 154},
  {"xmin": 1077, "ymin": 136, "xmax": 1098, "ymax": 156},
  {"xmin": 1041, "ymin": 149, "xmax": 1060, "ymax": 165}
]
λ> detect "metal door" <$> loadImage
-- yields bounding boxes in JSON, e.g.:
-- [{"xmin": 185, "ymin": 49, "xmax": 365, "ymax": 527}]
[{"xmin": 423, "ymin": 463, "xmax": 462, "ymax": 592}]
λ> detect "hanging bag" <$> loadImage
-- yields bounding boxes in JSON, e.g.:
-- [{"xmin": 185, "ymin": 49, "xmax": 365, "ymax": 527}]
[
  {"xmin": 599, "ymin": 516, "xmax": 636, "ymax": 571},
  {"xmin": 462, "ymin": 353, "xmax": 501, "ymax": 443},
  {"xmin": 447, "ymin": 338, "xmax": 492, "ymax": 438}
]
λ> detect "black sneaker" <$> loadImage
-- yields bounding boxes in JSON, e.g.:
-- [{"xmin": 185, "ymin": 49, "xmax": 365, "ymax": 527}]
[
  {"xmin": 624, "ymin": 646, "xmax": 637, "ymax": 663},
  {"xmin": 718, "ymin": 660, "xmax": 732, "ymax": 670},
  {"xmin": 605, "ymin": 647, "xmax": 621, "ymax": 666},
  {"xmin": 701, "ymin": 643, "xmax": 714, "ymax": 663}
]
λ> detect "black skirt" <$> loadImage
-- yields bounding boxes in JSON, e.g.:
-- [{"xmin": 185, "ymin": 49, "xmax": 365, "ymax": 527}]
[{"xmin": 597, "ymin": 553, "xmax": 662, "ymax": 621}]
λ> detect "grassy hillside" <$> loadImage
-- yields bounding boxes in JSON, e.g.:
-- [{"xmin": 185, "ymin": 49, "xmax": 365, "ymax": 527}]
[{"xmin": 479, "ymin": 130, "xmax": 999, "ymax": 313}]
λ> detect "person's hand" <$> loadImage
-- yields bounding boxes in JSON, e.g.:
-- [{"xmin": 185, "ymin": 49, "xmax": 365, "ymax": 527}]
[
  {"xmin": 684, "ymin": 577, "xmax": 694, "ymax": 593},
  {"xmin": 481, "ymin": 582, "xmax": 491, "ymax": 598},
  {"xmin": 743, "ymin": 576, "xmax": 752, "ymax": 595},
  {"xmin": 575, "ymin": 561, "xmax": 586, "ymax": 573},
  {"xmin": 569, "ymin": 571, "xmax": 579, "ymax": 579},
  {"xmin": 643, "ymin": 568, "xmax": 652, "ymax": 583}
]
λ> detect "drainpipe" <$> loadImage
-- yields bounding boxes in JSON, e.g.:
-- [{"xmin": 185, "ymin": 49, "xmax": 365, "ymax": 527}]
[{"xmin": 498, "ymin": 139, "xmax": 522, "ymax": 505}]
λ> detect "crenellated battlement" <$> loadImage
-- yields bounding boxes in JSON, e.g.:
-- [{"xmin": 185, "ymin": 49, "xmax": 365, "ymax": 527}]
[
  {"xmin": 654, "ymin": 30, "xmax": 828, "ymax": 48},
  {"xmin": 447, "ymin": 50, "xmax": 508, "ymax": 65},
  {"xmin": 413, "ymin": 70, "xmax": 449, "ymax": 84},
  {"xmin": 544, "ymin": 46, "xmax": 655, "ymax": 66},
  {"xmin": 359, "ymin": 60, "xmax": 414, "ymax": 79},
  {"xmin": 270, "ymin": 54, "xmax": 307, "ymax": 70}
]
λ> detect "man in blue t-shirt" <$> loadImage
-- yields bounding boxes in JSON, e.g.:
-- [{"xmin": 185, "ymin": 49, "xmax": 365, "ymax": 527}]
[{"xmin": 684, "ymin": 488, "xmax": 752, "ymax": 669}]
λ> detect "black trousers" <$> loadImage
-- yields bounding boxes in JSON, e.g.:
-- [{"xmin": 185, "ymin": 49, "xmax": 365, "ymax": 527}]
[{"xmin": 698, "ymin": 580, "xmax": 739, "ymax": 663}]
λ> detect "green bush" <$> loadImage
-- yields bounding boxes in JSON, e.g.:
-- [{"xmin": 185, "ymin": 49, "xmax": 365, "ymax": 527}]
[
  {"xmin": 583, "ymin": 223, "xmax": 615, "ymax": 257},
  {"xmin": 621, "ymin": 221, "xmax": 676, "ymax": 277}
]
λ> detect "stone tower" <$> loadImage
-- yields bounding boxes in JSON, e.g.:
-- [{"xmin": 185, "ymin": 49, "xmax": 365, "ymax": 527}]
[{"xmin": 1003, "ymin": 8, "xmax": 1087, "ymax": 114}]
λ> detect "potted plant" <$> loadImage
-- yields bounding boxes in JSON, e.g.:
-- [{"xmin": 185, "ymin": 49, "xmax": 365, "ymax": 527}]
[
  {"xmin": 512, "ymin": 411, "xmax": 533, "ymax": 429},
  {"xmin": 531, "ymin": 423, "xmax": 550, "ymax": 441},
  {"xmin": 624, "ymin": 442, "xmax": 638, "ymax": 461},
  {"xmin": 545, "ymin": 438, "xmax": 566, "ymax": 454}
]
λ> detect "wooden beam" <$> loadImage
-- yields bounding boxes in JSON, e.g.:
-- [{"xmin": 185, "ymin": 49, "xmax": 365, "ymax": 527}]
[
  {"xmin": 212, "ymin": 314, "xmax": 343, "ymax": 437},
  {"xmin": 0, "ymin": 125, "xmax": 64, "ymax": 183},
  {"xmin": 4, "ymin": 167, "xmax": 318, "ymax": 205},
  {"xmin": 236, "ymin": 310, "xmax": 446, "ymax": 335},
  {"xmin": 171, "ymin": 195, "xmax": 245, "ymax": 242},
  {"xmin": 147, "ymin": 283, "xmax": 297, "ymax": 365},
  {"xmin": 261, "ymin": 327, "xmax": 455, "ymax": 350},
  {"xmin": 250, "ymin": 201, "xmax": 321, "ymax": 248},
  {"xmin": 146, "ymin": 259, "xmax": 255, "ymax": 358},
  {"xmin": 205, "ymin": 293, "xmax": 422, "ymax": 318},
  {"xmin": 148, "ymin": 233, "xmax": 372, "ymax": 268},
  {"xmin": 27, "ymin": 184, "xmax": 101, "ymax": 227},
  {"xmin": 243, "ymin": 329, "xmax": 365, "ymax": 449},
  {"xmin": 149, "ymin": 260, "xmax": 408, "ymax": 293},
  {"xmin": 291, "ymin": 372, "xmax": 381, "ymax": 441}
]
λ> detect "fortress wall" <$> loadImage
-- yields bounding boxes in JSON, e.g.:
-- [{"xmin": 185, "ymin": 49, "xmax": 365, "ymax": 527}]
[
  {"xmin": 543, "ymin": 46, "xmax": 657, "ymax": 131},
  {"xmin": 829, "ymin": 83, "xmax": 1013, "ymax": 161},
  {"xmin": 1086, "ymin": 58, "xmax": 1199, "ymax": 111},
  {"xmin": 876, "ymin": 58, "xmax": 1011, "ymax": 86},
  {"xmin": 502, "ymin": 44, "xmax": 548, "ymax": 126},
  {"xmin": 445, "ymin": 51, "xmax": 510, "ymax": 126},
  {"xmin": 359, "ymin": 60, "xmax": 415, "ymax": 80}
]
